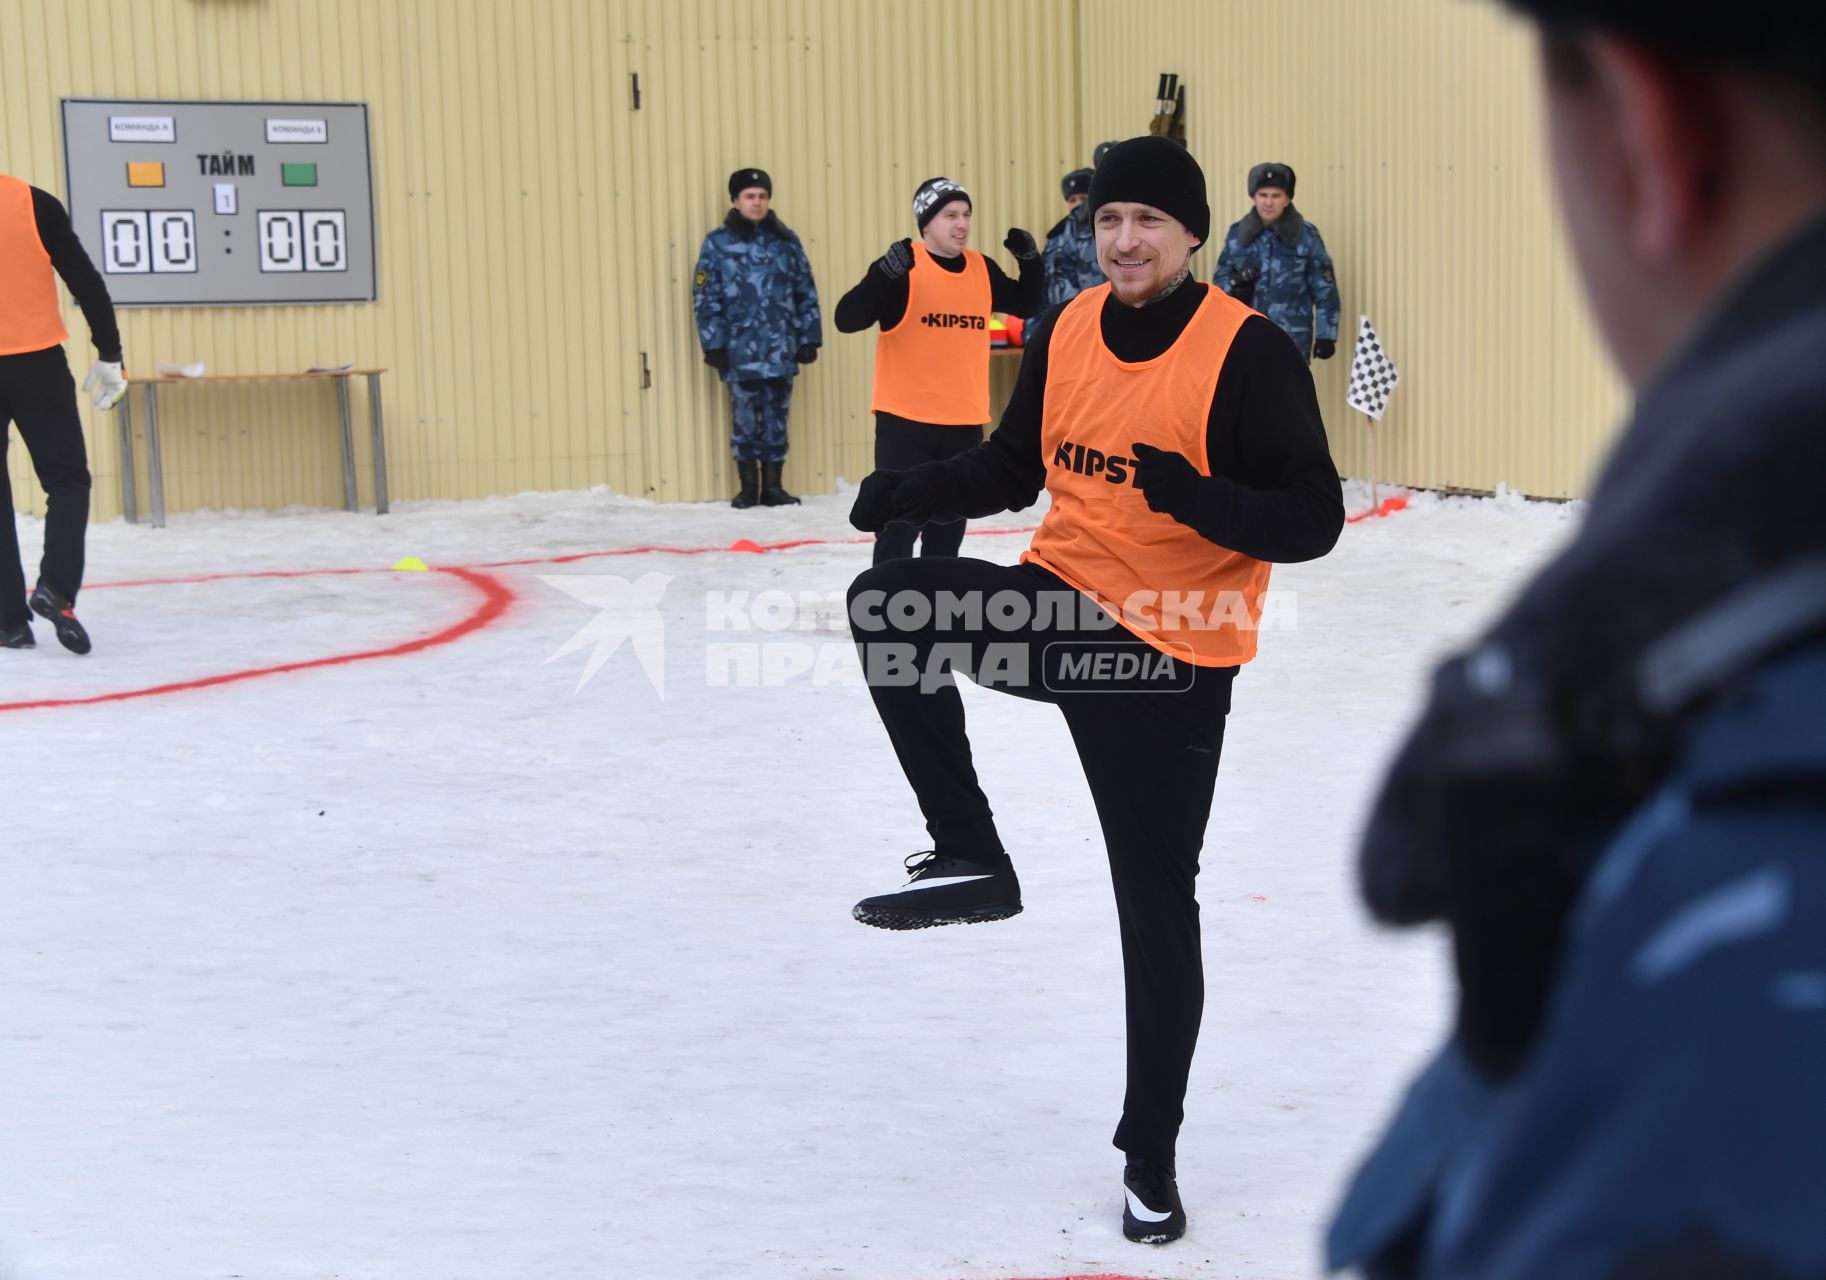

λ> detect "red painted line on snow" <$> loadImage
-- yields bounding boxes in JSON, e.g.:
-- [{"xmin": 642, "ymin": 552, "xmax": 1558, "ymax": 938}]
[
  {"xmin": 85, "ymin": 565, "xmax": 387, "ymax": 590},
  {"xmin": 1346, "ymin": 495, "xmax": 1408, "ymax": 523},
  {"xmin": 15, "ymin": 501, "xmax": 1383, "ymax": 712},
  {"xmin": 11, "ymin": 525, "xmax": 1031, "ymax": 712},
  {"xmin": 0, "ymin": 567, "xmax": 514, "ymax": 713},
  {"xmin": 465, "ymin": 523, "xmax": 1042, "ymax": 569}
]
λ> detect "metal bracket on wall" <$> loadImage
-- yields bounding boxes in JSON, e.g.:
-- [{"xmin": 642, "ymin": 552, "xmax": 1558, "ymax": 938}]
[
  {"xmin": 631, "ymin": 73, "xmax": 641, "ymax": 110},
  {"xmin": 640, "ymin": 352, "xmax": 651, "ymax": 389}
]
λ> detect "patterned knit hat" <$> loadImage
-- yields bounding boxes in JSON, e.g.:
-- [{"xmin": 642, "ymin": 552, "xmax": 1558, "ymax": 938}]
[{"xmin": 912, "ymin": 177, "xmax": 971, "ymax": 231}]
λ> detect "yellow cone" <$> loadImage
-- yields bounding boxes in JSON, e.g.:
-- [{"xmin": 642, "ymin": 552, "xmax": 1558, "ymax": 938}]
[{"xmin": 391, "ymin": 556, "xmax": 430, "ymax": 571}]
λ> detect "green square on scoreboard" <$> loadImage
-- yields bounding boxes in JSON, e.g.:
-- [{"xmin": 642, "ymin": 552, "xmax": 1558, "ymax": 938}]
[{"xmin": 281, "ymin": 162, "xmax": 319, "ymax": 187}]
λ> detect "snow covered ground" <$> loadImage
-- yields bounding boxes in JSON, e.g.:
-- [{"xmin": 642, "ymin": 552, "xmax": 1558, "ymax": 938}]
[{"xmin": 1, "ymin": 480, "xmax": 1580, "ymax": 1280}]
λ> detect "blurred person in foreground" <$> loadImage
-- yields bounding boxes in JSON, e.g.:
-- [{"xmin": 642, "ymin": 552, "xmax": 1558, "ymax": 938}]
[{"xmin": 1328, "ymin": 4, "xmax": 1826, "ymax": 1278}]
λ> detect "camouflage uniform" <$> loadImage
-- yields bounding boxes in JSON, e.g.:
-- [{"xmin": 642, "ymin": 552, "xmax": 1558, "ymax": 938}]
[
  {"xmin": 725, "ymin": 378, "xmax": 793, "ymax": 463},
  {"xmin": 693, "ymin": 210, "xmax": 822, "ymax": 462},
  {"xmin": 1042, "ymin": 204, "xmax": 1104, "ymax": 307},
  {"xmin": 1212, "ymin": 208, "xmax": 1340, "ymax": 363}
]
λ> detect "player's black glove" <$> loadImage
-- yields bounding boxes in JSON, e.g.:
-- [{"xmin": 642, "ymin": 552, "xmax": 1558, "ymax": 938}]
[
  {"xmin": 1313, "ymin": 338, "xmax": 1336, "ymax": 361},
  {"xmin": 849, "ymin": 470, "xmax": 942, "ymax": 532},
  {"xmin": 876, "ymin": 239, "xmax": 914, "ymax": 280},
  {"xmin": 795, "ymin": 344, "xmax": 819, "ymax": 365},
  {"xmin": 704, "ymin": 348, "xmax": 730, "ymax": 373},
  {"xmin": 1003, "ymin": 228, "xmax": 1039, "ymax": 261},
  {"xmin": 1129, "ymin": 442, "xmax": 1201, "ymax": 522},
  {"xmin": 1227, "ymin": 264, "xmax": 1259, "ymax": 306}
]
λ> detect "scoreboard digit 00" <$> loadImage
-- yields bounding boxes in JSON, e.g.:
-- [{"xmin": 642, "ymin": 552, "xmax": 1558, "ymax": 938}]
[{"xmin": 60, "ymin": 99, "xmax": 377, "ymax": 306}]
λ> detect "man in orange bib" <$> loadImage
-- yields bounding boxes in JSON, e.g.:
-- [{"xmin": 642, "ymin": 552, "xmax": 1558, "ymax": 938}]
[
  {"xmin": 844, "ymin": 138, "xmax": 1344, "ymax": 1245},
  {"xmin": 834, "ymin": 177, "xmax": 1042, "ymax": 564},
  {"xmin": 1, "ymin": 174, "xmax": 124, "ymax": 655}
]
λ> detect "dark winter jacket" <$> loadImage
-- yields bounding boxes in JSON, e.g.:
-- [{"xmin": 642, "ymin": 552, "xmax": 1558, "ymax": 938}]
[
  {"xmin": 1329, "ymin": 212, "xmax": 1826, "ymax": 1280},
  {"xmin": 1042, "ymin": 203, "xmax": 1104, "ymax": 306},
  {"xmin": 692, "ymin": 210, "xmax": 821, "ymax": 382},
  {"xmin": 1212, "ymin": 206, "xmax": 1338, "ymax": 360}
]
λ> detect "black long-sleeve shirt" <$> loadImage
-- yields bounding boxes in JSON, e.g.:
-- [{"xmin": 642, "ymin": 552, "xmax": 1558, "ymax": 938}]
[
  {"xmin": 834, "ymin": 242, "xmax": 1044, "ymax": 333},
  {"xmin": 899, "ymin": 281, "xmax": 1345, "ymax": 564},
  {"xmin": 26, "ymin": 186, "xmax": 122, "ymax": 363}
]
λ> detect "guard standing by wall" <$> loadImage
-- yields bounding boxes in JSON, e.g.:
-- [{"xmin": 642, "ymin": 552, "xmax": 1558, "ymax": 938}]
[
  {"xmin": 1, "ymin": 173, "xmax": 123, "ymax": 655},
  {"xmin": 834, "ymin": 177, "xmax": 1043, "ymax": 563},
  {"xmin": 693, "ymin": 168, "xmax": 822, "ymax": 508},
  {"xmin": 1212, "ymin": 163, "xmax": 1340, "ymax": 365},
  {"xmin": 1042, "ymin": 166, "xmax": 1104, "ymax": 307}
]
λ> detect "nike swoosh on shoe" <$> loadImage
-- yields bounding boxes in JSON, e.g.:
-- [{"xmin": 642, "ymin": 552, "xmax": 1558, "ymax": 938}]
[
  {"xmin": 1125, "ymin": 1189, "xmax": 1172, "ymax": 1223},
  {"xmin": 891, "ymin": 875, "xmax": 994, "ymax": 894}
]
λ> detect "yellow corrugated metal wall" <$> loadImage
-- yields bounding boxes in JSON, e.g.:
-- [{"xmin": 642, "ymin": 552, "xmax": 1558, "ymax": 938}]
[
  {"xmin": 3, "ymin": 0, "xmax": 1080, "ymax": 521},
  {"xmin": 1075, "ymin": 0, "xmax": 1627, "ymax": 498},
  {"xmin": 620, "ymin": 0, "xmax": 1081, "ymax": 500},
  {"xmin": 5, "ymin": 0, "xmax": 1622, "ymax": 523}
]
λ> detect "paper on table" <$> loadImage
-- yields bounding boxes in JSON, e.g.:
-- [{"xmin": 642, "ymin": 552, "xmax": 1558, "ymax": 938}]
[{"xmin": 154, "ymin": 361, "xmax": 207, "ymax": 378}]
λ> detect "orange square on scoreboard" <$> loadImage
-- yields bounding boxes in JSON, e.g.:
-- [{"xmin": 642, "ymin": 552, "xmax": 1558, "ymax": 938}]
[{"xmin": 126, "ymin": 161, "xmax": 165, "ymax": 188}]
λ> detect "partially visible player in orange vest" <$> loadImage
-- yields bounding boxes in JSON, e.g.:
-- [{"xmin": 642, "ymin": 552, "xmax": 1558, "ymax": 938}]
[
  {"xmin": 834, "ymin": 177, "xmax": 1042, "ymax": 564},
  {"xmin": 1, "ymin": 173, "xmax": 125, "ymax": 655},
  {"xmin": 842, "ymin": 138, "xmax": 1343, "ymax": 1247}
]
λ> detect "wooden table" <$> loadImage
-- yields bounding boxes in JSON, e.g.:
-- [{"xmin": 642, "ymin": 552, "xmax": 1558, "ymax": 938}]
[{"xmin": 117, "ymin": 369, "xmax": 389, "ymax": 527}]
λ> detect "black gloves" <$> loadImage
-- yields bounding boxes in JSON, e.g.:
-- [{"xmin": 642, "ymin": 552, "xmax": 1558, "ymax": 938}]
[
  {"xmin": 876, "ymin": 239, "xmax": 914, "ymax": 280},
  {"xmin": 1313, "ymin": 338, "xmax": 1336, "ymax": 361},
  {"xmin": 849, "ymin": 470, "xmax": 944, "ymax": 532},
  {"xmin": 1003, "ymin": 228, "xmax": 1039, "ymax": 261},
  {"xmin": 704, "ymin": 348, "xmax": 730, "ymax": 373},
  {"xmin": 795, "ymin": 344, "xmax": 819, "ymax": 364},
  {"xmin": 1228, "ymin": 264, "xmax": 1259, "ymax": 306},
  {"xmin": 1129, "ymin": 442, "xmax": 1201, "ymax": 522}
]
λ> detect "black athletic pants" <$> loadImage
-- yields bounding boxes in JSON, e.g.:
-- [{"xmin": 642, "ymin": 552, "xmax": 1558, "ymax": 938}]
[
  {"xmin": 0, "ymin": 347, "xmax": 91, "ymax": 630},
  {"xmin": 871, "ymin": 415, "xmax": 983, "ymax": 565},
  {"xmin": 847, "ymin": 555, "xmax": 1236, "ymax": 1163}
]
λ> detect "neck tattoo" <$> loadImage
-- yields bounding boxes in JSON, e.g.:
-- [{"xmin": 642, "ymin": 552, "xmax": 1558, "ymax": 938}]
[{"xmin": 1142, "ymin": 266, "xmax": 1191, "ymax": 306}]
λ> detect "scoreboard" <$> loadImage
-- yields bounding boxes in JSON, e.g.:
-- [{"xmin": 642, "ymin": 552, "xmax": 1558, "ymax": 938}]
[{"xmin": 60, "ymin": 99, "xmax": 376, "ymax": 307}]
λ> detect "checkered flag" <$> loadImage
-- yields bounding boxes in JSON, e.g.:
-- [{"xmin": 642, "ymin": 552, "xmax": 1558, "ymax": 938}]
[{"xmin": 1346, "ymin": 315, "xmax": 1400, "ymax": 421}]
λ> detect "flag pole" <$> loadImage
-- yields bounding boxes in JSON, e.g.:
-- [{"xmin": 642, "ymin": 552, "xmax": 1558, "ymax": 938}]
[{"xmin": 1367, "ymin": 419, "xmax": 1380, "ymax": 510}]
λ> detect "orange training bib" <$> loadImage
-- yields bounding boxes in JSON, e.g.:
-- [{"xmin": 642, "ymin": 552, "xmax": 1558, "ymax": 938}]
[
  {"xmin": 871, "ymin": 244, "xmax": 992, "ymax": 426},
  {"xmin": 0, "ymin": 175, "xmax": 70, "ymax": 357},
  {"xmin": 1024, "ymin": 283, "xmax": 1272, "ymax": 667}
]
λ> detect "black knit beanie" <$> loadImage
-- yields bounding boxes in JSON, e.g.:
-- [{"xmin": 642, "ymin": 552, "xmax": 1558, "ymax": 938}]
[
  {"xmin": 1247, "ymin": 162, "xmax": 1295, "ymax": 199},
  {"xmin": 728, "ymin": 168, "xmax": 772, "ymax": 200},
  {"xmin": 1061, "ymin": 167, "xmax": 1094, "ymax": 200},
  {"xmin": 1087, "ymin": 137, "xmax": 1209, "ymax": 245},
  {"xmin": 912, "ymin": 177, "xmax": 971, "ymax": 231}
]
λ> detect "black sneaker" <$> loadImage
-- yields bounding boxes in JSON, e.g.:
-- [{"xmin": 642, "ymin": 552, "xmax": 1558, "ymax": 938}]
[
  {"xmin": 852, "ymin": 851, "xmax": 1022, "ymax": 930},
  {"xmin": 29, "ymin": 584, "xmax": 90, "ymax": 655},
  {"xmin": 1122, "ymin": 1158, "xmax": 1187, "ymax": 1244},
  {"xmin": 2, "ymin": 621, "xmax": 34, "ymax": 649}
]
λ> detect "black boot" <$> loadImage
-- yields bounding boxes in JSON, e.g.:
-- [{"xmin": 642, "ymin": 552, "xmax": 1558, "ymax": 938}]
[
  {"xmin": 30, "ymin": 583, "xmax": 91, "ymax": 655},
  {"xmin": 1122, "ymin": 1158, "xmax": 1187, "ymax": 1244},
  {"xmin": 760, "ymin": 460, "xmax": 800, "ymax": 506},
  {"xmin": 731, "ymin": 458, "xmax": 760, "ymax": 509},
  {"xmin": 852, "ymin": 851, "xmax": 1023, "ymax": 930}
]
